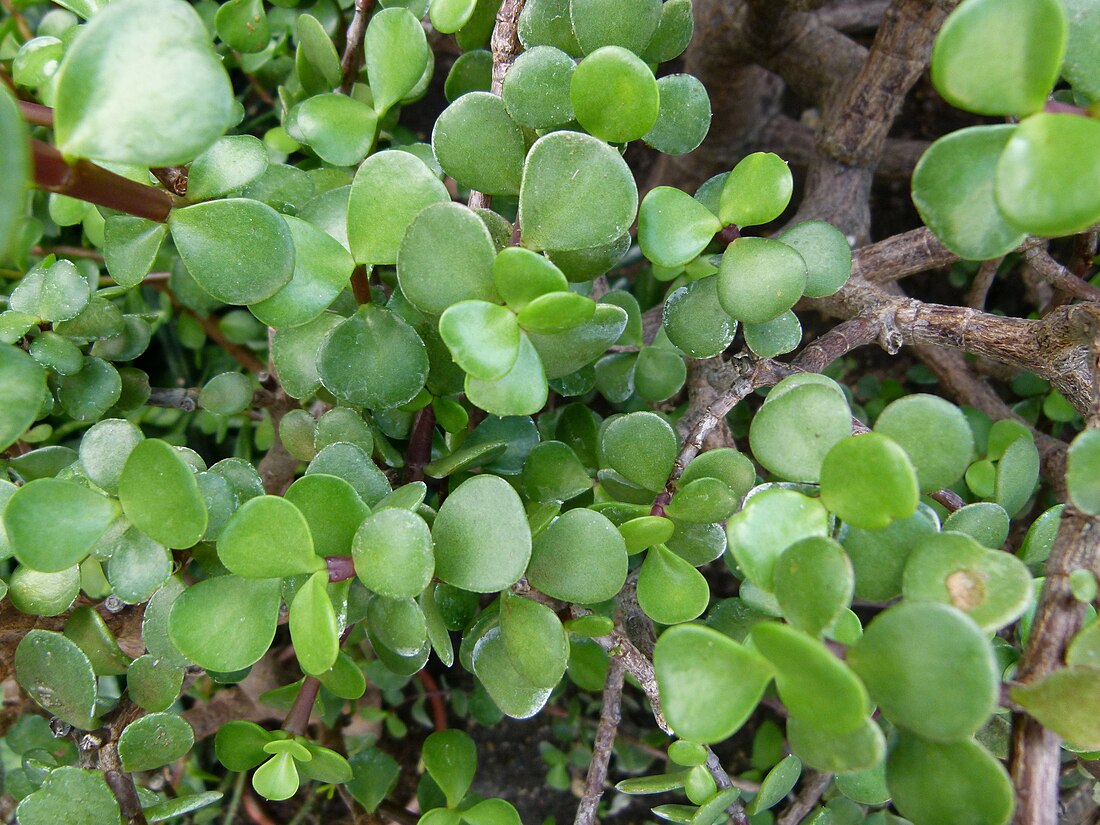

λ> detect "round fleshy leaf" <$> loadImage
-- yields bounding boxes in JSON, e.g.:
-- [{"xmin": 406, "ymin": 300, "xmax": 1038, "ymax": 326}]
[
  {"xmin": 366, "ymin": 8, "xmax": 431, "ymax": 113},
  {"xmin": 119, "ymin": 439, "xmax": 207, "ymax": 550},
  {"xmin": 353, "ymin": 508, "xmax": 434, "ymax": 598},
  {"xmin": 548, "ymin": 235, "xmax": 632, "ymax": 282},
  {"xmin": 445, "ymin": 49, "xmax": 492, "ymax": 100},
  {"xmin": 820, "ymin": 434, "xmax": 919, "ymax": 530},
  {"xmin": 1010, "ymin": 667, "xmax": 1100, "ymax": 748},
  {"xmin": 433, "ymin": 92, "xmax": 525, "ymax": 195},
  {"xmin": 287, "ymin": 94, "xmax": 377, "ymax": 168},
  {"xmin": 569, "ymin": 0, "xmax": 660, "ymax": 54},
  {"xmin": 719, "ymin": 153, "xmax": 793, "ymax": 228},
  {"xmin": 743, "ymin": 311, "xmax": 802, "ymax": 359},
  {"xmin": 777, "ymin": 220, "xmax": 852, "ymax": 298},
  {"xmin": 307, "ymin": 442, "xmax": 391, "ymax": 506},
  {"xmin": 473, "ymin": 628, "xmax": 553, "ymax": 718},
  {"xmin": 842, "ymin": 508, "xmax": 939, "ymax": 601},
  {"xmin": 493, "ymin": 247, "xmax": 569, "ymax": 312},
  {"xmin": 170, "ymin": 199, "xmax": 294, "ymax": 305},
  {"xmin": 931, "ymin": 0, "xmax": 1066, "ymax": 117},
  {"xmin": 16, "ymin": 767, "xmax": 121, "ymax": 825},
  {"xmin": 750, "ymin": 381, "xmax": 851, "ymax": 484},
  {"xmin": 169, "ymin": 575, "xmax": 281, "ymax": 671},
  {"xmin": 751, "ymin": 622, "xmax": 869, "ymax": 734},
  {"xmin": 518, "ymin": 0, "xmax": 581, "ymax": 54},
  {"xmin": 681, "ymin": 449, "xmax": 756, "ymax": 500},
  {"xmin": 726, "ymin": 487, "xmax": 829, "ymax": 590},
  {"xmin": 637, "ymin": 544, "xmax": 710, "ymax": 625},
  {"xmin": 272, "ymin": 312, "xmax": 343, "ymax": 399},
  {"xmin": 286, "ymin": 474, "xmax": 370, "ymax": 556},
  {"xmin": 127, "ymin": 656, "xmax": 184, "ymax": 713},
  {"xmin": 502, "ymin": 46, "xmax": 575, "ymax": 129},
  {"xmin": 433, "ymin": 475, "xmax": 531, "ymax": 592},
  {"xmin": 717, "ymin": 237, "xmax": 806, "ymax": 324},
  {"xmin": 8, "ymin": 565, "xmax": 80, "ymax": 616},
  {"xmin": 633, "ymin": 345, "xmax": 686, "ymax": 403},
  {"xmin": 501, "ymin": 590, "xmax": 569, "ymax": 688},
  {"xmin": 848, "ymin": 602, "xmax": 997, "ymax": 742},
  {"xmin": 103, "ymin": 216, "xmax": 169, "ymax": 288},
  {"xmin": 887, "ymin": 732, "xmax": 1013, "ymax": 825},
  {"xmin": 348, "ymin": 150, "xmax": 450, "ymax": 265},
  {"xmin": 522, "ymin": 440, "xmax": 593, "ymax": 503},
  {"xmin": 218, "ymin": 495, "xmax": 321, "ymax": 579},
  {"xmin": 942, "ymin": 502, "xmax": 1010, "ymax": 549},
  {"xmin": 464, "ymin": 331, "xmax": 549, "ymax": 416},
  {"xmin": 253, "ymin": 752, "xmax": 300, "ymax": 802},
  {"xmin": 53, "ymin": 0, "xmax": 233, "ymax": 166},
  {"xmin": 666, "ymin": 478, "xmax": 738, "ymax": 524},
  {"xmin": 1067, "ymin": 428, "xmax": 1100, "ymax": 515},
  {"xmin": 773, "ymin": 536, "xmax": 854, "ymax": 637},
  {"xmin": 107, "ymin": 528, "xmax": 172, "ymax": 604},
  {"xmin": 519, "ymin": 131, "xmax": 638, "ymax": 252},
  {"xmin": 639, "ymin": 187, "xmax": 721, "ymax": 269},
  {"xmin": 290, "ymin": 570, "xmax": 339, "ymax": 676},
  {"xmin": 118, "ymin": 713, "xmax": 194, "ymax": 772},
  {"xmin": 5, "ymin": 479, "xmax": 116, "ymax": 573},
  {"xmin": 527, "ymin": 303, "xmax": 628, "ymax": 378},
  {"xmin": 600, "ymin": 411, "xmax": 677, "ymax": 492},
  {"xmin": 422, "ymin": 730, "xmax": 477, "ymax": 809},
  {"xmin": 215, "ymin": 721, "xmax": 277, "ymax": 772},
  {"xmin": 995, "ymin": 434, "xmax": 1039, "ymax": 517},
  {"xmin": 398, "ymin": 202, "xmax": 498, "ymax": 316},
  {"xmin": 995, "ymin": 113, "xmax": 1100, "ymax": 237},
  {"xmin": 431, "ymin": 0, "xmax": 476, "ymax": 33},
  {"xmin": 440, "ymin": 301, "xmax": 521, "ymax": 381},
  {"xmin": 215, "ymin": 0, "xmax": 269, "ymax": 52},
  {"xmin": 874, "ymin": 393, "xmax": 974, "ymax": 492},
  {"xmin": 787, "ymin": 716, "xmax": 885, "ymax": 774},
  {"xmin": 516, "ymin": 292, "xmax": 596, "ymax": 335},
  {"xmin": 902, "ymin": 531, "xmax": 1032, "ymax": 633},
  {"xmin": 56, "ymin": 357, "xmax": 121, "ymax": 421},
  {"xmin": 199, "ymin": 372, "xmax": 252, "ymax": 416},
  {"xmin": 654, "ymin": 623, "xmax": 774, "ymax": 744},
  {"xmin": 15, "ymin": 630, "xmax": 97, "ymax": 728},
  {"xmin": 641, "ymin": 0, "xmax": 693, "ymax": 62},
  {"xmin": 661, "ymin": 277, "xmax": 737, "ymax": 359},
  {"xmin": 642, "ymin": 73, "xmax": 711, "ymax": 156},
  {"xmin": 0, "ymin": 344, "xmax": 46, "ymax": 453},
  {"xmin": 187, "ymin": 135, "xmax": 268, "ymax": 202},
  {"xmin": 912, "ymin": 125, "xmax": 1026, "ymax": 260},
  {"xmin": 570, "ymin": 46, "xmax": 659, "ymax": 143},
  {"xmin": 1063, "ymin": 0, "xmax": 1100, "ymax": 100},
  {"xmin": 0, "ymin": 86, "xmax": 28, "ymax": 260},
  {"xmin": 11, "ymin": 259, "xmax": 89, "ymax": 323},
  {"xmin": 295, "ymin": 12, "xmax": 341, "ymax": 93},
  {"xmin": 318, "ymin": 304, "xmax": 428, "ymax": 408},
  {"xmin": 526, "ymin": 508, "xmax": 628, "ymax": 604}
]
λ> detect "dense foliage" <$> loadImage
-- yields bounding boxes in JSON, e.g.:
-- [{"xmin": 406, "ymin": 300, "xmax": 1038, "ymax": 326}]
[{"xmin": 0, "ymin": 0, "xmax": 1099, "ymax": 824}]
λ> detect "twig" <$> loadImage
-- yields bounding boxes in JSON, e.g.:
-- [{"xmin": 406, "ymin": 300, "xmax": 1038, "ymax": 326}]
[
  {"xmin": 147, "ymin": 281, "xmax": 267, "ymax": 373},
  {"xmin": 1022, "ymin": 247, "xmax": 1100, "ymax": 304},
  {"xmin": 147, "ymin": 387, "xmax": 201, "ymax": 412},
  {"xmin": 339, "ymin": 0, "xmax": 376, "ymax": 94},
  {"xmin": 350, "ymin": 264, "xmax": 372, "ymax": 304},
  {"xmin": 403, "ymin": 405, "xmax": 436, "ymax": 484},
  {"xmin": 967, "ymin": 257, "xmax": 1003, "ymax": 311},
  {"xmin": 416, "ymin": 668, "xmax": 448, "ymax": 732},
  {"xmin": 223, "ymin": 772, "xmax": 247, "ymax": 825},
  {"xmin": 242, "ymin": 790, "xmax": 279, "ymax": 825},
  {"xmin": 18, "ymin": 100, "xmax": 54, "ymax": 128},
  {"xmin": 777, "ymin": 771, "xmax": 833, "ymax": 825},
  {"xmin": 574, "ymin": 656, "xmax": 625, "ymax": 825}
]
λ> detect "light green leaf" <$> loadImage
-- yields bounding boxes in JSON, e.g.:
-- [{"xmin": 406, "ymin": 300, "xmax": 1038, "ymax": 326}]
[
  {"xmin": 11, "ymin": 258, "xmax": 89, "ymax": 323},
  {"xmin": 215, "ymin": 0, "xmax": 270, "ymax": 53},
  {"xmin": 16, "ymin": 767, "xmax": 120, "ymax": 825},
  {"xmin": 119, "ymin": 439, "xmax": 207, "ymax": 550},
  {"xmin": 601, "ymin": 411, "xmax": 677, "ymax": 491},
  {"xmin": 168, "ymin": 575, "xmax": 282, "ymax": 671},
  {"xmin": 440, "ymin": 301, "xmax": 521, "ymax": 381},
  {"xmin": 353, "ymin": 508, "xmax": 434, "ymax": 598},
  {"xmin": 0, "ymin": 81, "xmax": 28, "ymax": 262},
  {"xmin": 750, "ymin": 380, "xmax": 851, "ymax": 483},
  {"xmin": 286, "ymin": 473, "xmax": 370, "ymax": 556},
  {"xmin": 366, "ymin": 8, "xmax": 431, "ymax": 113},
  {"xmin": 103, "ymin": 216, "xmax": 169, "ymax": 288},
  {"xmin": 570, "ymin": 0, "xmax": 660, "ymax": 54},
  {"xmin": 0, "ymin": 344, "xmax": 46, "ymax": 453},
  {"xmin": 787, "ymin": 716, "xmax": 885, "ymax": 774},
  {"xmin": 15, "ymin": 630, "xmax": 98, "ymax": 728},
  {"xmin": 661, "ymin": 277, "xmax": 737, "ymax": 359},
  {"xmin": 464, "ymin": 331, "xmax": 549, "ymax": 416},
  {"xmin": 118, "ymin": 712, "xmax": 194, "ymax": 772},
  {"xmin": 290, "ymin": 570, "xmax": 339, "ymax": 676},
  {"xmin": 874, "ymin": 394, "xmax": 975, "ymax": 492},
  {"xmin": 726, "ymin": 487, "xmax": 829, "ymax": 591},
  {"xmin": 422, "ymin": 729, "xmax": 477, "ymax": 807},
  {"xmin": 6, "ymin": 479, "xmax": 118, "ymax": 573},
  {"xmin": 821, "ymin": 434, "xmax": 919, "ymax": 530},
  {"xmin": 472, "ymin": 628, "xmax": 553, "ymax": 719},
  {"xmin": 217, "ymin": 495, "xmax": 321, "ymax": 579},
  {"xmin": 719, "ymin": 153, "xmax": 793, "ymax": 228},
  {"xmin": 639, "ymin": 187, "xmax": 721, "ymax": 268},
  {"xmin": 571, "ymin": 46, "xmax": 660, "ymax": 143},
  {"xmin": 501, "ymin": 45, "xmax": 576, "ymax": 129},
  {"xmin": 643, "ymin": 73, "xmax": 711, "ymax": 156},
  {"xmin": 774, "ymin": 536, "xmax": 854, "ymax": 637},
  {"xmin": 433, "ymin": 92, "xmax": 526, "ymax": 196},
  {"xmin": 1067, "ymin": 428, "xmax": 1100, "ymax": 515},
  {"xmin": 287, "ymin": 94, "xmax": 378, "ymax": 167},
  {"xmin": 637, "ymin": 544, "xmax": 710, "ymax": 625},
  {"xmin": 526, "ymin": 508, "xmax": 628, "ymax": 603},
  {"xmin": 717, "ymin": 237, "xmax": 806, "ymax": 324}
]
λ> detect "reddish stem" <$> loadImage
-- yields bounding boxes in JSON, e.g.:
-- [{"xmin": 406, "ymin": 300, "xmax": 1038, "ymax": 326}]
[
  {"xmin": 404, "ymin": 406, "xmax": 436, "ymax": 484},
  {"xmin": 326, "ymin": 555, "xmax": 356, "ymax": 583},
  {"xmin": 416, "ymin": 669, "xmax": 448, "ymax": 732}
]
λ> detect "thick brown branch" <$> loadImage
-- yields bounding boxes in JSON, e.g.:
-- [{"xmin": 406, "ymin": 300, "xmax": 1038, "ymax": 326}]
[
  {"xmin": 573, "ymin": 655, "xmax": 625, "ymax": 825},
  {"xmin": 777, "ymin": 771, "xmax": 833, "ymax": 825},
  {"xmin": 339, "ymin": 0, "xmax": 376, "ymax": 94}
]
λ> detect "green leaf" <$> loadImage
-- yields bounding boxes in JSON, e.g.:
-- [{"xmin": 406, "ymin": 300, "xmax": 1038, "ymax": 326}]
[
  {"xmin": 462, "ymin": 798, "xmax": 523, "ymax": 825},
  {"xmin": 570, "ymin": 46, "xmax": 660, "ymax": 143},
  {"xmin": 422, "ymin": 729, "xmax": 477, "ymax": 807},
  {"xmin": 726, "ymin": 487, "xmax": 829, "ymax": 591},
  {"xmin": 902, "ymin": 531, "xmax": 1032, "ymax": 633},
  {"xmin": 367, "ymin": 8, "xmax": 431, "ymax": 113},
  {"xmin": 431, "ymin": 0, "xmax": 476, "ymax": 32},
  {"xmin": 296, "ymin": 13, "xmax": 342, "ymax": 93},
  {"xmin": 821, "ymin": 434, "xmax": 919, "ymax": 530},
  {"xmin": 773, "ymin": 536, "xmax": 854, "ymax": 636},
  {"xmin": 681, "ymin": 448, "xmax": 756, "ymax": 500},
  {"xmin": 424, "ymin": 440, "xmax": 508, "ymax": 479},
  {"xmin": 107, "ymin": 528, "xmax": 172, "ymax": 604},
  {"xmin": 15, "ymin": 630, "xmax": 98, "ymax": 728},
  {"xmin": 0, "ymin": 344, "xmax": 46, "ymax": 453},
  {"xmin": 931, "ymin": 0, "xmax": 1066, "ymax": 117},
  {"xmin": 6, "ymin": 479, "xmax": 118, "ymax": 573},
  {"xmin": 348, "ymin": 150, "xmax": 450, "ymax": 265},
  {"xmin": 493, "ymin": 247, "xmax": 569, "ymax": 312},
  {"xmin": 287, "ymin": 94, "xmax": 378, "ymax": 168},
  {"xmin": 285, "ymin": 474, "xmax": 369, "ymax": 557},
  {"xmin": 215, "ymin": 720, "xmax": 278, "ymax": 771},
  {"xmin": 601, "ymin": 411, "xmax": 677, "ymax": 491},
  {"xmin": 548, "ymin": 234, "xmax": 632, "ymax": 282},
  {"xmin": 169, "ymin": 575, "xmax": 282, "ymax": 671},
  {"xmin": 218, "ymin": 495, "xmax": 320, "ymax": 579},
  {"xmin": 848, "ymin": 602, "xmax": 997, "ymax": 742},
  {"xmin": 500, "ymin": 591, "xmax": 569, "ymax": 688},
  {"xmin": 307, "ymin": 442, "xmax": 391, "ymax": 506},
  {"xmin": 717, "ymin": 237, "xmax": 806, "ymax": 323},
  {"xmin": 119, "ymin": 439, "xmax": 207, "ymax": 549},
  {"xmin": 118, "ymin": 712, "xmax": 194, "ymax": 772},
  {"xmin": 641, "ymin": 0, "xmax": 693, "ymax": 62},
  {"xmin": 353, "ymin": 508, "xmax": 434, "ymax": 598},
  {"xmin": 518, "ymin": 0, "xmax": 582, "ymax": 55},
  {"xmin": 249, "ymin": 215, "xmax": 354, "ymax": 328},
  {"xmin": 787, "ymin": 716, "xmax": 885, "ymax": 774},
  {"xmin": 1011, "ymin": 666, "xmax": 1100, "ymax": 748},
  {"xmin": 634, "ymin": 345, "xmax": 687, "ymax": 403},
  {"xmin": 464, "ymin": 331, "xmax": 549, "ymax": 416},
  {"xmin": 995, "ymin": 113, "xmax": 1100, "ymax": 238},
  {"xmin": 750, "ymin": 380, "xmax": 851, "ymax": 483},
  {"xmin": 643, "ymin": 73, "xmax": 711, "ymax": 156},
  {"xmin": 1067, "ymin": 428, "xmax": 1100, "ymax": 515},
  {"xmin": 272, "ymin": 312, "xmax": 343, "ymax": 399},
  {"xmin": 942, "ymin": 502, "xmax": 1010, "ymax": 549},
  {"xmin": 519, "ymin": 131, "xmax": 638, "ymax": 252},
  {"xmin": 11, "ymin": 258, "xmax": 89, "ymax": 323},
  {"xmin": 719, "ymin": 153, "xmax": 793, "ymax": 228},
  {"xmin": 501, "ymin": 45, "xmax": 576, "ymax": 129},
  {"xmin": 747, "ymin": 755, "xmax": 801, "ymax": 814},
  {"xmin": 127, "ymin": 655, "xmax": 185, "ymax": 713},
  {"xmin": 253, "ymin": 752, "xmax": 300, "ymax": 801},
  {"xmin": 54, "ymin": 0, "xmax": 233, "ymax": 166},
  {"xmin": 666, "ymin": 478, "xmax": 738, "ymax": 524},
  {"xmin": 661, "ymin": 277, "xmax": 737, "ymax": 359},
  {"xmin": 433, "ymin": 92, "xmax": 526, "ymax": 195},
  {"xmin": 522, "ymin": 440, "xmax": 593, "ymax": 503},
  {"xmin": 145, "ymin": 792, "xmax": 224, "ymax": 823},
  {"xmin": 215, "ymin": 0, "xmax": 269, "ymax": 52},
  {"xmin": 751, "ymin": 622, "xmax": 869, "ymax": 734},
  {"xmin": 776, "ymin": 220, "xmax": 851, "ymax": 298},
  {"xmin": 1063, "ymin": 0, "xmax": 1100, "ymax": 100},
  {"xmin": 318, "ymin": 304, "xmax": 429, "ymax": 408},
  {"xmin": 639, "ymin": 187, "xmax": 721, "ymax": 268},
  {"xmin": 399, "ymin": 203, "xmax": 499, "ymax": 316},
  {"xmin": 516, "ymin": 292, "xmax": 596, "ymax": 334},
  {"xmin": 525, "ymin": 508, "xmax": 628, "ymax": 603},
  {"xmin": 912, "ymin": 125, "xmax": 1026, "ymax": 260},
  {"xmin": 348, "ymin": 748, "xmax": 401, "ymax": 812},
  {"xmin": 290, "ymin": 570, "xmax": 339, "ymax": 676},
  {"xmin": 8, "ymin": 565, "xmax": 80, "ymax": 617},
  {"xmin": 654, "ymin": 623, "xmax": 774, "ymax": 744},
  {"xmin": 170, "ymin": 199, "xmax": 294, "ymax": 305},
  {"xmin": 570, "ymin": 0, "xmax": 660, "ymax": 54},
  {"xmin": 472, "ymin": 628, "xmax": 554, "ymax": 718},
  {"xmin": 103, "ymin": 216, "xmax": 169, "ymax": 288},
  {"xmin": 874, "ymin": 394, "xmax": 975, "ymax": 492},
  {"xmin": 637, "ymin": 544, "xmax": 710, "ymax": 625},
  {"xmin": 743, "ymin": 311, "xmax": 802, "ymax": 358},
  {"xmin": 0, "ymin": 86, "xmax": 29, "ymax": 260},
  {"xmin": 16, "ymin": 767, "xmax": 120, "ymax": 825},
  {"xmin": 433, "ymin": 475, "xmax": 532, "ymax": 592},
  {"xmin": 57, "ymin": 356, "xmax": 121, "ymax": 421},
  {"xmin": 995, "ymin": 433, "xmax": 1039, "ymax": 517},
  {"xmin": 886, "ymin": 732, "xmax": 1012, "ymax": 825},
  {"xmin": 527, "ymin": 303, "xmax": 629, "ymax": 378},
  {"xmin": 199, "ymin": 372, "xmax": 252, "ymax": 416}
]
